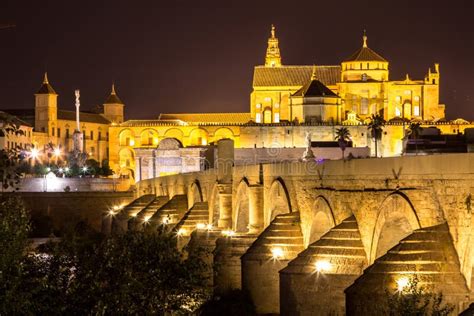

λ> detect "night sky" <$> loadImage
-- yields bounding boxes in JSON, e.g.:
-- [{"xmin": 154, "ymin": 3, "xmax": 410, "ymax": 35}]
[{"xmin": 1, "ymin": 0, "xmax": 473, "ymax": 120}]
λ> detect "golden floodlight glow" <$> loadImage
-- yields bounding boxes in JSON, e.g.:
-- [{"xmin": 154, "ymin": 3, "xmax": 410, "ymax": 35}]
[
  {"xmin": 131, "ymin": 213, "xmax": 138, "ymax": 217},
  {"xmin": 162, "ymin": 217, "xmax": 170, "ymax": 225},
  {"xmin": 30, "ymin": 148, "xmax": 40, "ymax": 159},
  {"xmin": 53, "ymin": 147, "xmax": 61, "ymax": 157},
  {"xmin": 196, "ymin": 223, "xmax": 206, "ymax": 230},
  {"xmin": 177, "ymin": 228, "xmax": 186, "ymax": 236},
  {"xmin": 108, "ymin": 210, "xmax": 116, "ymax": 216},
  {"xmin": 397, "ymin": 277, "xmax": 409, "ymax": 292},
  {"xmin": 221, "ymin": 230, "xmax": 235, "ymax": 237},
  {"xmin": 206, "ymin": 224, "xmax": 213, "ymax": 230},
  {"xmin": 315, "ymin": 260, "xmax": 332, "ymax": 273},
  {"xmin": 144, "ymin": 215, "xmax": 151, "ymax": 223},
  {"xmin": 271, "ymin": 247, "xmax": 284, "ymax": 259}
]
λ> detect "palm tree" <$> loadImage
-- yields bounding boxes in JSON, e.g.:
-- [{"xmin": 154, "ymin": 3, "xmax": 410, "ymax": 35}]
[
  {"xmin": 405, "ymin": 122, "xmax": 422, "ymax": 155},
  {"xmin": 367, "ymin": 114, "xmax": 386, "ymax": 158},
  {"xmin": 335, "ymin": 127, "xmax": 351, "ymax": 160}
]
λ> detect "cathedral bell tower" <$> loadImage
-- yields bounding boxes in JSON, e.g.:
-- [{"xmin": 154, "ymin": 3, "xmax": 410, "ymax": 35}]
[
  {"xmin": 34, "ymin": 72, "xmax": 58, "ymax": 134},
  {"xmin": 265, "ymin": 25, "xmax": 282, "ymax": 67}
]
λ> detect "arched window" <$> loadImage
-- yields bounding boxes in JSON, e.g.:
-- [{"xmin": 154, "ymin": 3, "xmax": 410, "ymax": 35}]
[
  {"xmin": 255, "ymin": 113, "xmax": 262, "ymax": 123},
  {"xmin": 263, "ymin": 107, "xmax": 272, "ymax": 124}
]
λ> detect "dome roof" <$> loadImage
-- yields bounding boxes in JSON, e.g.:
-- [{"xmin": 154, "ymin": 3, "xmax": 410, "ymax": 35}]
[{"xmin": 343, "ymin": 34, "xmax": 387, "ymax": 62}]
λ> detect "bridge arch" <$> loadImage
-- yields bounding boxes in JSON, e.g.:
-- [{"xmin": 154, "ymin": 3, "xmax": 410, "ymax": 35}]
[
  {"xmin": 234, "ymin": 178, "xmax": 250, "ymax": 233},
  {"xmin": 208, "ymin": 183, "xmax": 220, "ymax": 226},
  {"xmin": 369, "ymin": 191, "xmax": 421, "ymax": 263},
  {"xmin": 307, "ymin": 196, "xmax": 336, "ymax": 246},
  {"xmin": 267, "ymin": 178, "xmax": 292, "ymax": 224},
  {"xmin": 187, "ymin": 180, "xmax": 203, "ymax": 209}
]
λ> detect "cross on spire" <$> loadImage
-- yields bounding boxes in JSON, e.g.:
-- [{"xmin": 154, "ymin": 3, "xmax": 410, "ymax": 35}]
[{"xmin": 363, "ymin": 29, "xmax": 368, "ymax": 47}]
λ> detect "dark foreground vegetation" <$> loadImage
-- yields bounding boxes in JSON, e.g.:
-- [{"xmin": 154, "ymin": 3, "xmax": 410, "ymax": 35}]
[{"xmin": 0, "ymin": 196, "xmax": 209, "ymax": 314}]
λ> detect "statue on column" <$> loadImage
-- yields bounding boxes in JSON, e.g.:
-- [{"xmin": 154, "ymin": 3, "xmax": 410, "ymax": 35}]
[
  {"xmin": 69, "ymin": 90, "xmax": 87, "ymax": 168},
  {"xmin": 302, "ymin": 131, "xmax": 315, "ymax": 161}
]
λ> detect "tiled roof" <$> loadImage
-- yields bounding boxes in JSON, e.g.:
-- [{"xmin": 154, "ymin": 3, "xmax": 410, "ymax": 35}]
[
  {"xmin": 343, "ymin": 46, "xmax": 387, "ymax": 62},
  {"xmin": 120, "ymin": 120, "xmax": 188, "ymax": 127},
  {"xmin": 293, "ymin": 79, "xmax": 339, "ymax": 97},
  {"xmin": 159, "ymin": 113, "xmax": 252, "ymax": 124},
  {"xmin": 253, "ymin": 65, "xmax": 341, "ymax": 87},
  {"xmin": 0, "ymin": 111, "xmax": 33, "ymax": 127},
  {"xmin": 58, "ymin": 110, "xmax": 111, "ymax": 125},
  {"xmin": 3, "ymin": 109, "xmax": 35, "ymax": 126},
  {"xmin": 104, "ymin": 93, "xmax": 123, "ymax": 104},
  {"xmin": 36, "ymin": 82, "xmax": 57, "ymax": 94}
]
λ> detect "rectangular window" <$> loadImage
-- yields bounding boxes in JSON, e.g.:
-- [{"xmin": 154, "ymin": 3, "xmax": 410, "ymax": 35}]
[
  {"xmin": 274, "ymin": 113, "xmax": 280, "ymax": 123},
  {"xmin": 98, "ymin": 132, "xmax": 102, "ymax": 140},
  {"xmin": 90, "ymin": 131, "xmax": 94, "ymax": 140},
  {"xmin": 361, "ymin": 98, "xmax": 369, "ymax": 114},
  {"xmin": 57, "ymin": 128, "xmax": 61, "ymax": 138},
  {"xmin": 52, "ymin": 128, "xmax": 55, "ymax": 136},
  {"xmin": 256, "ymin": 113, "xmax": 262, "ymax": 123},
  {"xmin": 106, "ymin": 132, "xmax": 109, "ymax": 141},
  {"xmin": 66, "ymin": 129, "xmax": 69, "ymax": 138}
]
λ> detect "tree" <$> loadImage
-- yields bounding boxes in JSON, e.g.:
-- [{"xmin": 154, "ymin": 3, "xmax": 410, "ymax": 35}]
[
  {"xmin": 335, "ymin": 127, "xmax": 351, "ymax": 160},
  {"xmin": 0, "ymin": 196, "xmax": 32, "ymax": 314},
  {"xmin": 12, "ymin": 228, "xmax": 210, "ymax": 314},
  {"xmin": 383, "ymin": 275, "xmax": 454, "ymax": 316},
  {"xmin": 405, "ymin": 122, "xmax": 422, "ymax": 155},
  {"xmin": 367, "ymin": 114, "xmax": 386, "ymax": 158},
  {"xmin": 0, "ymin": 112, "xmax": 27, "ymax": 190}
]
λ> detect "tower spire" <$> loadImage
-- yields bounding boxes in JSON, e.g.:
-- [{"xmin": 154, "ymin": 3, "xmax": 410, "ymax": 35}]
[
  {"xmin": 43, "ymin": 72, "xmax": 49, "ymax": 84},
  {"xmin": 111, "ymin": 83, "xmax": 116, "ymax": 95},
  {"xmin": 311, "ymin": 64, "xmax": 318, "ymax": 80},
  {"xmin": 265, "ymin": 24, "xmax": 282, "ymax": 67},
  {"xmin": 363, "ymin": 30, "xmax": 368, "ymax": 47}
]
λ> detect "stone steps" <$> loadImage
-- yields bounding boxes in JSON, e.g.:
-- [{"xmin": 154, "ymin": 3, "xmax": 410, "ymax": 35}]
[
  {"xmin": 281, "ymin": 215, "xmax": 368, "ymax": 275},
  {"xmin": 118, "ymin": 194, "xmax": 155, "ymax": 218},
  {"xmin": 146, "ymin": 195, "xmax": 188, "ymax": 230},
  {"xmin": 175, "ymin": 202, "xmax": 210, "ymax": 239},
  {"xmin": 129, "ymin": 196, "xmax": 169, "ymax": 230},
  {"xmin": 242, "ymin": 211, "xmax": 304, "ymax": 261},
  {"xmin": 345, "ymin": 222, "xmax": 470, "ymax": 315}
]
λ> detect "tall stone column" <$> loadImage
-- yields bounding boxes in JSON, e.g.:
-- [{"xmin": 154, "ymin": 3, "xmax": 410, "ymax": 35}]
[
  {"xmin": 217, "ymin": 184, "xmax": 232, "ymax": 229},
  {"xmin": 248, "ymin": 185, "xmax": 264, "ymax": 234}
]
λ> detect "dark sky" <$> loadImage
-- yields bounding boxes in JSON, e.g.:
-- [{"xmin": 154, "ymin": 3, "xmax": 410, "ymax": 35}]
[{"xmin": 1, "ymin": 0, "xmax": 473, "ymax": 120}]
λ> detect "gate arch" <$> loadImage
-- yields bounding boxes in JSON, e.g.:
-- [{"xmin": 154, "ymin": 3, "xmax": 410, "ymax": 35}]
[{"xmin": 370, "ymin": 192, "xmax": 421, "ymax": 263}]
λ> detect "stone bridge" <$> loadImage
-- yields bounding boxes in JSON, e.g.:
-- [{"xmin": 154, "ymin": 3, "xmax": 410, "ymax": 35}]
[{"xmin": 119, "ymin": 153, "xmax": 474, "ymax": 315}]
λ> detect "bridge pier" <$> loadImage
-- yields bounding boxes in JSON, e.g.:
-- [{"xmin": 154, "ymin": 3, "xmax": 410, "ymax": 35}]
[
  {"xmin": 213, "ymin": 234, "xmax": 257, "ymax": 295},
  {"xmin": 217, "ymin": 184, "xmax": 233, "ymax": 229},
  {"xmin": 248, "ymin": 185, "xmax": 264, "ymax": 234},
  {"xmin": 279, "ymin": 216, "xmax": 367, "ymax": 315},
  {"xmin": 345, "ymin": 223, "xmax": 471, "ymax": 315},
  {"xmin": 241, "ymin": 212, "xmax": 305, "ymax": 314}
]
